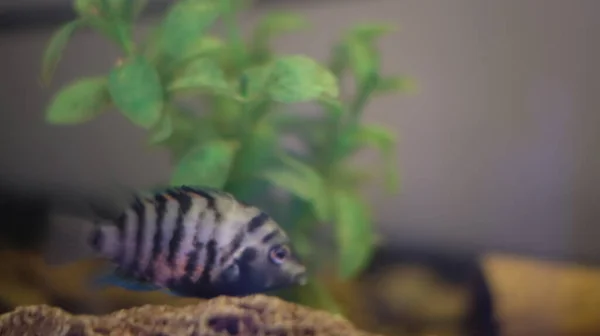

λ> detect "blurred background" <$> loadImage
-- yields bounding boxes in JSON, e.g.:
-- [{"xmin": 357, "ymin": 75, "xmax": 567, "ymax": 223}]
[{"xmin": 1, "ymin": 0, "xmax": 599, "ymax": 335}]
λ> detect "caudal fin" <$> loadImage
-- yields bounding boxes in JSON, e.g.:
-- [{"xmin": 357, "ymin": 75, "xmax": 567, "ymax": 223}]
[{"xmin": 41, "ymin": 212, "xmax": 97, "ymax": 266}]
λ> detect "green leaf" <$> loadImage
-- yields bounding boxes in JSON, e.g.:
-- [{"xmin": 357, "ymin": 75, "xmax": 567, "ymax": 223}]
[
  {"xmin": 241, "ymin": 65, "xmax": 272, "ymax": 99},
  {"xmin": 46, "ymin": 76, "xmax": 110, "ymax": 124},
  {"xmin": 252, "ymin": 12, "xmax": 308, "ymax": 49},
  {"xmin": 167, "ymin": 58, "xmax": 230, "ymax": 93},
  {"xmin": 73, "ymin": 0, "xmax": 101, "ymax": 17},
  {"xmin": 148, "ymin": 109, "xmax": 173, "ymax": 145},
  {"xmin": 375, "ymin": 75, "xmax": 418, "ymax": 94},
  {"xmin": 103, "ymin": 1, "xmax": 138, "ymax": 53},
  {"xmin": 266, "ymin": 55, "xmax": 340, "ymax": 103},
  {"xmin": 261, "ymin": 154, "xmax": 331, "ymax": 222},
  {"xmin": 221, "ymin": 0, "xmax": 247, "ymax": 70},
  {"xmin": 347, "ymin": 23, "xmax": 396, "ymax": 41},
  {"xmin": 110, "ymin": 0, "xmax": 148, "ymax": 21},
  {"xmin": 346, "ymin": 39, "xmax": 379, "ymax": 83},
  {"xmin": 108, "ymin": 56, "xmax": 164, "ymax": 128},
  {"xmin": 334, "ymin": 23, "xmax": 391, "ymax": 80},
  {"xmin": 159, "ymin": 0, "xmax": 221, "ymax": 59},
  {"xmin": 228, "ymin": 119, "xmax": 279, "ymax": 182},
  {"xmin": 180, "ymin": 36, "xmax": 226, "ymax": 62},
  {"xmin": 356, "ymin": 125, "xmax": 397, "ymax": 157},
  {"xmin": 170, "ymin": 140, "xmax": 239, "ymax": 188},
  {"xmin": 255, "ymin": 12, "xmax": 308, "ymax": 36},
  {"xmin": 248, "ymin": 12, "xmax": 308, "ymax": 65},
  {"xmin": 211, "ymin": 96, "xmax": 243, "ymax": 136},
  {"xmin": 332, "ymin": 188, "xmax": 375, "ymax": 279},
  {"xmin": 356, "ymin": 124, "xmax": 400, "ymax": 193},
  {"xmin": 41, "ymin": 20, "xmax": 83, "ymax": 85},
  {"xmin": 161, "ymin": 108, "xmax": 219, "ymax": 161},
  {"xmin": 348, "ymin": 71, "xmax": 378, "ymax": 119},
  {"xmin": 73, "ymin": 0, "xmax": 133, "ymax": 51}
]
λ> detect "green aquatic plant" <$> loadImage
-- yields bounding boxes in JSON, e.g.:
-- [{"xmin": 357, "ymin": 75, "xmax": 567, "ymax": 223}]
[{"xmin": 40, "ymin": 0, "xmax": 413, "ymax": 313}]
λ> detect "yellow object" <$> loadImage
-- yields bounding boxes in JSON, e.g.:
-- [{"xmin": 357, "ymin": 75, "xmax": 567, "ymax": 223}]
[{"xmin": 483, "ymin": 253, "xmax": 600, "ymax": 336}]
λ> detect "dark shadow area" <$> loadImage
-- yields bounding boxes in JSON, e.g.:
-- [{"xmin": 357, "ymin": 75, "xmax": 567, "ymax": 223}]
[
  {"xmin": 359, "ymin": 246, "xmax": 501, "ymax": 336},
  {"xmin": 0, "ymin": 184, "xmax": 50, "ymax": 251}
]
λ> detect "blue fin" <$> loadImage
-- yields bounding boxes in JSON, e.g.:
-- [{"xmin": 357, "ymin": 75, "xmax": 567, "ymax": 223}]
[
  {"xmin": 90, "ymin": 267, "xmax": 161, "ymax": 292},
  {"xmin": 161, "ymin": 289, "xmax": 187, "ymax": 297}
]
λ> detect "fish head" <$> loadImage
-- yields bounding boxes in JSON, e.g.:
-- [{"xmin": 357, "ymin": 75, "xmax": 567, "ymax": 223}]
[
  {"xmin": 258, "ymin": 241, "xmax": 308, "ymax": 288},
  {"xmin": 215, "ymin": 239, "xmax": 308, "ymax": 296}
]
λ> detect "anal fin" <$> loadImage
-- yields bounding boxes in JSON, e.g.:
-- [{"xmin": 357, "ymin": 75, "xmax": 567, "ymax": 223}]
[
  {"xmin": 161, "ymin": 289, "xmax": 187, "ymax": 297},
  {"xmin": 90, "ymin": 266, "xmax": 161, "ymax": 292}
]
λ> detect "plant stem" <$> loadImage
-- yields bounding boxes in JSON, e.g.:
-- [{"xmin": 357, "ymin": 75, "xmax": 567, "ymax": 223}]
[
  {"xmin": 329, "ymin": 43, "xmax": 347, "ymax": 79},
  {"xmin": 222, "ymin": 0, "xmax": 246, "ymax": 70},
  {"xmin": 317, "ymin": 101, "xmax": 345, "ymax": 178},
  {"xmin": 318, "ymin": 73, "xmax": 377, "ymax": 180},
  {"xmin": 116, "ymin": 23, "xmax": 135, "ymax": 57},
  {"xmin": 349, "ymin": 72, "xmax": 378, "ymax": 121}
]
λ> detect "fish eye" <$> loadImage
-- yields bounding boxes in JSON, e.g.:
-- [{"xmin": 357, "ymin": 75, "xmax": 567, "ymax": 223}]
[{"xmin": 269, "ymin": 245, "xmax": 289, "ymax": 265}]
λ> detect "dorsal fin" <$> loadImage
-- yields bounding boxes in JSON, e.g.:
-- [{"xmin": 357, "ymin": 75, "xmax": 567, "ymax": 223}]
[{"xmin": 148, "ymin": 185, "xmax": 234, "ymax": 200}]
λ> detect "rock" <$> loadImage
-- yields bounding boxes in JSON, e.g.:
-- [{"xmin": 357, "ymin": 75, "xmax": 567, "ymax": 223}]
[{"xmin": 0, "ymin": 294, "xmax": 381, "ymax": 336}]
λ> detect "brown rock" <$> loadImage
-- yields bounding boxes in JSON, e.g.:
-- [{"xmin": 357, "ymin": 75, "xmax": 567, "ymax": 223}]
[{"xmin": 0, "ymin": 294, "xmax": 381, "ymax": 336}]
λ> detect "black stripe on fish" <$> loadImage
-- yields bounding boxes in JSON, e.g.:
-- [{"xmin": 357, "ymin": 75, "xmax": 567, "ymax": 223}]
[
  {"xmin": 131, "ymin": 197, "xmax": 146, "ymax": 274},
  {"xmin": 115, "ymin": 213, "xmax": 127, "ymax": 264},
  {"xmin": 88, "ymin": 224, "xmax": 103, "ymax": 252},
  {"xmin": 237, "ymin": 247, "xmax": 258, "ymax": 269},
  {"xmin": 261, "ymin": 228, "xmax": 282, "ymax": 244},
  {"xmin": 180, "ymin": 186, "xmax": 215, "ymax": 202},
  {"xmin": 199, "ymin": 239, "xmax": 218, "ymax": 285},
  {"xmin": 184, "ymin": 212, "xmax": 204, "ymax": 278},
  {"xmin": 166, "ymin": 190, "xmax": 192, "ymax": 267},
  {"xmin": 246, "ymin": 211, "xmax": 269, "ymax": 233},
  {"xmin": 182, "ymin": 185, "xmax": 228, "ymax": 198},
  {"xmin": 167, "ymin": 210, "xmax": 184, "ymax": 266},
  {"xmin": 218, "ymin": 226, "xmax": 245, "ymax": 266},
  {"xmin": 165, "ymin": 188, "xmax": 191, "ymax": 206},
  {"xmin": 184, "ymin": 243, "xmax": 202, "ymax": 278},
  {"xmin": 146, "ymin": 193, "xmax": 167, "ymax": 279},
  {"xmin": 234, "ymin": 247, "xmax": 258, "ymax": 290},
  {"xmin": 179, "ymin": 186, "xmax": 222, "ymax": 222}
]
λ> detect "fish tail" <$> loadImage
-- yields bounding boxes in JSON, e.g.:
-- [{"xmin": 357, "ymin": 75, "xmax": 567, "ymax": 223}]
[
  {"xmin": 41, "ymin": 212, "xmax": 101, "ymax": 266},
  {"xmin": 38, "ymin": 181, "xmax": 145, "ymax": 266}
]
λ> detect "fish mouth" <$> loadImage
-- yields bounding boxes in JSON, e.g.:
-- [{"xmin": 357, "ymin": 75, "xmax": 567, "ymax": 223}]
[{"xmin": 293, "ymin": 272, "xmax": 308, "ymax": 286}]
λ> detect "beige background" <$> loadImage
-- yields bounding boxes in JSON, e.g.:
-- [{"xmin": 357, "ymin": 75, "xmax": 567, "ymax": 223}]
[{"xmin": 1, "ymin": 0, "xmax": 599, "ymax": 262}]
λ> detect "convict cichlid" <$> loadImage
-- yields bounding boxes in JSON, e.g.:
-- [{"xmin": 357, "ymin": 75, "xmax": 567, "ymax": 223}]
[{"xmin": 42, "ymin": 185, "xmax": 308, "ymax": 298}]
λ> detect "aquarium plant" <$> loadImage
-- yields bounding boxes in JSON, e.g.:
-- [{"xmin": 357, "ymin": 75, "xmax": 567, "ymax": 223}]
[{"xmin": 40, "ymin": 0, "xmax": 413, "ymax": 313}]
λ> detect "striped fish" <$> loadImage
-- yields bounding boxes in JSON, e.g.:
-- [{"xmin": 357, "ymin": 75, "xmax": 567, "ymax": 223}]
[{"xmin": 42, "ymin": 185, "xmax": 307, "ymax": 298}]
